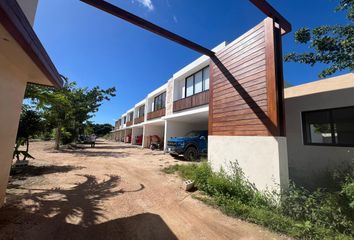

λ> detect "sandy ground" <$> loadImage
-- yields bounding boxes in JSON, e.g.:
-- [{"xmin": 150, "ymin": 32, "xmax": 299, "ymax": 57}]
[{"xmin": 0, "ymin": 140, "xmax": 289, "ymax": 240}]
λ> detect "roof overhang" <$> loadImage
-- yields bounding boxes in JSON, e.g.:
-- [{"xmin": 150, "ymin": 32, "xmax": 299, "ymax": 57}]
[{"xmin": 0, "ymin": 0, "xmax": 63, "ymax": 88}]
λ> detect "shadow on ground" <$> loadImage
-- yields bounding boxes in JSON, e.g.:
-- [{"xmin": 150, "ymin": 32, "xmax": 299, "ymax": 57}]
[
  {"xmin": 10, "ymin": 165, "xmax": 84, "ymax": 178},
  {"xmin": 92, "ymin": 144, "xmax": 138, "ymax": 150},
  {"xmin": 58, "ymin": 149, "xmax": 130, "ymax": 158},
  {"xmin": 0, "ymin": 175, "xmax": 172, "ymax": 240}
]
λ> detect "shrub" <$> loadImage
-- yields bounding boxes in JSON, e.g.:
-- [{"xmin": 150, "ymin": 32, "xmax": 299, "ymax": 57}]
[
  {"xmin": 281, "ymin": 184, "xmax": 354, "ymax": 236},
  {"xmin": 163, "ymin": 161, "xmax": 354, "ymax": 239}
]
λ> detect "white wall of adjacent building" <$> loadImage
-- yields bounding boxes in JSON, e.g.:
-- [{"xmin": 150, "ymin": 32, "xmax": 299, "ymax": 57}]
[{"xmin": 285, "ymin": 73, "xmax": 354, "ymax": 189}]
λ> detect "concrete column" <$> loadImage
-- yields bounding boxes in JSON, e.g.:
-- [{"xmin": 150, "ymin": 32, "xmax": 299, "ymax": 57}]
[
  {"xmin": 165, "ymin": 79, "xmax": 174, "ymax": 116},
  {"xmin": 208, "ymin": 136, "xmax": 289, "ymax": 192},
  {"xmin": 0, "ymin": 65, "xmax": 27, "ymax": 206}
]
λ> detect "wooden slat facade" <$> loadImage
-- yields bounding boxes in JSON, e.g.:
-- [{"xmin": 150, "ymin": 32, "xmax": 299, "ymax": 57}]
[
  {"xmin": 134, "ymin": 116, "xmax": 144, "ymax": 124},
  {"xmin": 209, "ymin": 18, "xmax": 285, "ymax": 137},
  {"xmin": 147, "ymin": 108, "xmax": 165, "ymax": 120},
  {"xmin": 173, "ymin": 90, "xmax": 209, "ymax": 112}
]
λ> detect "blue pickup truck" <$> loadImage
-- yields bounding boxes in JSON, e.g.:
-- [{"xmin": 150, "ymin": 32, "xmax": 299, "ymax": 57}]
[{"xmin": 167, "ymin": 130, "xmax": 208, "ymax": 161}]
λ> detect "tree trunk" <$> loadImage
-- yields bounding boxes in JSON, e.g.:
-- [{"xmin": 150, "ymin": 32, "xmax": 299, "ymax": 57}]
[
  {"xmin": 26, "ymin": 138, "xmax": 29, "ymax": 153},
  {"xmin": 23, "ymin": 138, "xmax": 29, "ymax": 161},
  {"xmin": 55, "ymin": 124, "xmax": 61, "ymax": 150}
]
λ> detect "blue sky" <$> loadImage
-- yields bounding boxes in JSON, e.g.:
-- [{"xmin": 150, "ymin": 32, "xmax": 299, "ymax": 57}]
[{"xmin": 34, "ymin": 0, "xmax": 350, "ymax": 124}]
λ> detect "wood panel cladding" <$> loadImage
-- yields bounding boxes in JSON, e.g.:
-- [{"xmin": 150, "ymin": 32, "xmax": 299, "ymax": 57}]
[
  {"xmin": 173, "ymin": 90, "xmax": 209, "ymax": 112},
  {"xmin": 134, "ymin": 116, "xmax": 144, "ymax": 124},
  {"xmin": 209, "ymin": 18, "xmax": 285, "ymax": 137},
  {"xmin": 147, "ymin": 108, "xmax": 166, "ymax": 120},
  {"xmin": 126, "ymin": 121, "xmax": 133, "ymax": 127}
]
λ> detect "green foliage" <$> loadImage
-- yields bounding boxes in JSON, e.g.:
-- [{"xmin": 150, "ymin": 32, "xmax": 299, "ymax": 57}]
[
  {"xmin": 164, "ymin": 162, "xmax": 354, "ymax": 239},
  {"xmin": 90, "ymin": 123, "xmax": 114, "ymax": 137},
  {"xmin": 25, "ymin": 77, "xmax": 116, "ymax": 149},
  {"xmin": 17, "ymin": 105, "xmax": 44, "ymax": 140},
  {"xmin": 341, "ymin": 170, "xmax": 354, "ymax": 209},
  {"xmin": 284, "ymin": 0, "xmax": 354, "ymax": 77},
  {"xmin": 161, "ymin": 164, "xmax": 181, "ymax": 174},
  {"xmin": 281, "ymin": 183, "xmax": 354, "ymax": 236},
  {"xmin": 14, "ymin": 105, "xmax": 44, "ymax": 160}
]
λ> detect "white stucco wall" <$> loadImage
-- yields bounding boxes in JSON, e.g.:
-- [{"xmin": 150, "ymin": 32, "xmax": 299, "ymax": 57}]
[
  {"xmin": 285, "ymin": 78, "xmax": 354, "ymax": 189},
  {"xmin": 0, "ymin": 55, "xmax": 28, "ymax": 206},
  {"xmin": 208, "ymin": 136, "xmax": 289, "ymax": 192},
  {"xmin": 131, "ymin": 127, "xmax": 143, "ymax": 145},
  {"xmin": 143, "ymin": 124, "xmax": 165, "ymax": 148}
]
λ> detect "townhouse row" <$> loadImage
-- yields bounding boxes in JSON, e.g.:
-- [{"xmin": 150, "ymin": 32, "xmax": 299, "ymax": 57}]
[
  {"xmin": 112, "ymin": 42, "xmax": 226, "ymax": 151},
  {"xmin": 111, "ymin": 20, "xmax": 354, "ymax": 191},
  {"xmin": 112, "ymin": 41, "xmax": 354, "ymax": 190}
]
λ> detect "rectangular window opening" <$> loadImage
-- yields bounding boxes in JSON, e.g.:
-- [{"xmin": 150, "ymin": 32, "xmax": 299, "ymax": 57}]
[
  {"xmin": 302, "ymin": 106, "xmax": 354, "ymax": 147},
  {"xmin": 184, "ymin": 66, "xmax": 210, "ymax": 98}
]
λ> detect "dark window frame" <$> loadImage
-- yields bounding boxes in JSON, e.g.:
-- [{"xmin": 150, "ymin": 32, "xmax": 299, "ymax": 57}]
[
  {"xmin": 302, "ymin": 106, "xmax": 354, "ymax": 147},
  {"xmin": 153, "ymin": 92, "xmax": 166, "ymax": 111},
  {"xmin": 128, "ymin": 112, "xmax": 134, "ymax": 122},
  {"xmin": 138, "ymin": 105, "xmax": 145, "ymax": 118},
  {"xmin": 184, "ymin": 66, "xmax": 210, "ymax": 98}
]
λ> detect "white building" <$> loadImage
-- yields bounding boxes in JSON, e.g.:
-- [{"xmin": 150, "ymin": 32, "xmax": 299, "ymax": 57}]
[{"xmin": 112, "ymin": 55, "xmax": 354, "ymax": 191}]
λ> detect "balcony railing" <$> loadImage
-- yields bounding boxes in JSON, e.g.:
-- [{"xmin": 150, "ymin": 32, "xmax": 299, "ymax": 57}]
[
  {"xmin": 147, "ymin": 108, "xmax": 165, "ymax": 120},
  {"xmin": 134, "ymin": 116, "xmax": 144, "ymax": 124},
  {"xmin": 126, "ymin": 121, "xmax": 133, "ymax": 127},
  {"xmin": 173, "ymin": 90, "xmax": 209, "ymax": 112}
]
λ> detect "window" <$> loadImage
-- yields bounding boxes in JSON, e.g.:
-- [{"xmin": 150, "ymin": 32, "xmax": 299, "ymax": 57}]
[
  {"xmin": 203, "ymin": 67, "xmax": 209, "ymax": 90},
  {"xmin": 128, "ymin": 112, "xmax": 133, "ymax": 122},
  {"xmin": 186, "ymin": 76, "xmax": 194, "ymax": 97},
  {"xmin": 194, "ymin": 70, "xmax": 203, "ymax": 94},
  {"xmin": 302, "ymin": 106, "xmax": 354, "ymax": 147},
  {"xmin": 138, "ymin": 105, "xmax": 145, "ymax": 118},
  {"xmin": 154, "ymin": 92, "xmax": 166, "ymax": 111},
  {"xmin": 123, "ymin": 116, "xmax": 126, "ymax": 124},
  {"xmin": 185, "ymin": 66, "xmax": 210, "ymax": 97}
]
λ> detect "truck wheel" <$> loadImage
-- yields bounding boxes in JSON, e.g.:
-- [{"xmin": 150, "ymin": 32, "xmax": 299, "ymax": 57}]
[{"xmin": 184, "ymin": 147, "xmax": 198, "ymax": 161}]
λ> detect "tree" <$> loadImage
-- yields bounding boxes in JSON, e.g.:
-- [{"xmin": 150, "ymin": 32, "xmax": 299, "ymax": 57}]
[
  {"xmin": 91, "ymin": 123, "xmax": 114, "ymax": 137},
  {"xmin": 25, "ymin": 77, "xmax": 116, "ymax": 150},
  {"xmin": 14, "ymin": 105, "xmax": 44, "ymax": 161},
  {"xmin": 284, "ymin": 0, "xmax": 354, "ymax": 77}
]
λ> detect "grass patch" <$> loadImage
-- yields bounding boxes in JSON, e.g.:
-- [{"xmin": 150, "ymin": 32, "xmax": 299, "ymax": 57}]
[{"xmin": 163, "ymin": 162, "xmax": 354, "ymax": 240}]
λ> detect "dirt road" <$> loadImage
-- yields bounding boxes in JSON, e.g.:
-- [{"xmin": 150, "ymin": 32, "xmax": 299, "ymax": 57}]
[{"xmin": 0, "ymin": 140, "xmax": 288, "ymax": 240}]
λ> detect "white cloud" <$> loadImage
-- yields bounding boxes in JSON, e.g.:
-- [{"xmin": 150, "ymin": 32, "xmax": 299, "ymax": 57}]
[
  {"xmin": 173, "ymin": 15, "xmax": 178, "ymax": 23},
  {"xmin": 135, "ymin": 0, "xmax": 154, "ymax": 11}
]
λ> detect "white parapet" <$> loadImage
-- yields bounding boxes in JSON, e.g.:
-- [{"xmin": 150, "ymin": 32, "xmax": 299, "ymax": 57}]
[{"xmin": 208, "ymin": 136, "xmax": 289, "ymax": 193}]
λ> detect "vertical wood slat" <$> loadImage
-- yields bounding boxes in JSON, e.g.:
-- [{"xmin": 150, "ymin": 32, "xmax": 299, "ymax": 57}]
[
  {"xmin": 209, "ymin": 18, "xmax": 285, "ymax": 137},
  {"xmin": 134, "ymin": 116, "xmax": 145, "ymax": 124},
  {"xmin": 147, "ymin": 108, "xmax": 166, "ymax": 120},
  {"xmin": 173, "ymin": 90, "xmax": 209, "ymax": 112}
]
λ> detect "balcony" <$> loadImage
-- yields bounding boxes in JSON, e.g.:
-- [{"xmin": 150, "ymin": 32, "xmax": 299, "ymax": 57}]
[
  {"xmin": 126, "ymin": 121, "xmax": 133, "ymax": 127},
  {"xmin": 147, "ymin": 108, "xmax": 165, "ymax": 120},
  {"xmin": 173, "ymin": 90, "xmax": 209, "ymax": 112},
  {"xmin": 134, "ymin": 116, "xmax": 144, "ymax": 124}
]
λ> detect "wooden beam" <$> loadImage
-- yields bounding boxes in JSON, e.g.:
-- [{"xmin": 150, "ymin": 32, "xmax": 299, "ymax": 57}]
[
  {"xmin": 249, "ymin": 0, "xmax": 292, "ymax": 34},
  {"xmin": 80, "ymin": 0, "xmax": 215, "ymax": 57}
]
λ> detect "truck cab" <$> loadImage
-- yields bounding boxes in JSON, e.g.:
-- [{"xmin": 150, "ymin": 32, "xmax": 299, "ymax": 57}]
[{"xmin": 167, "ymin": 130, "xmax": 208, "ymax": 161}]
